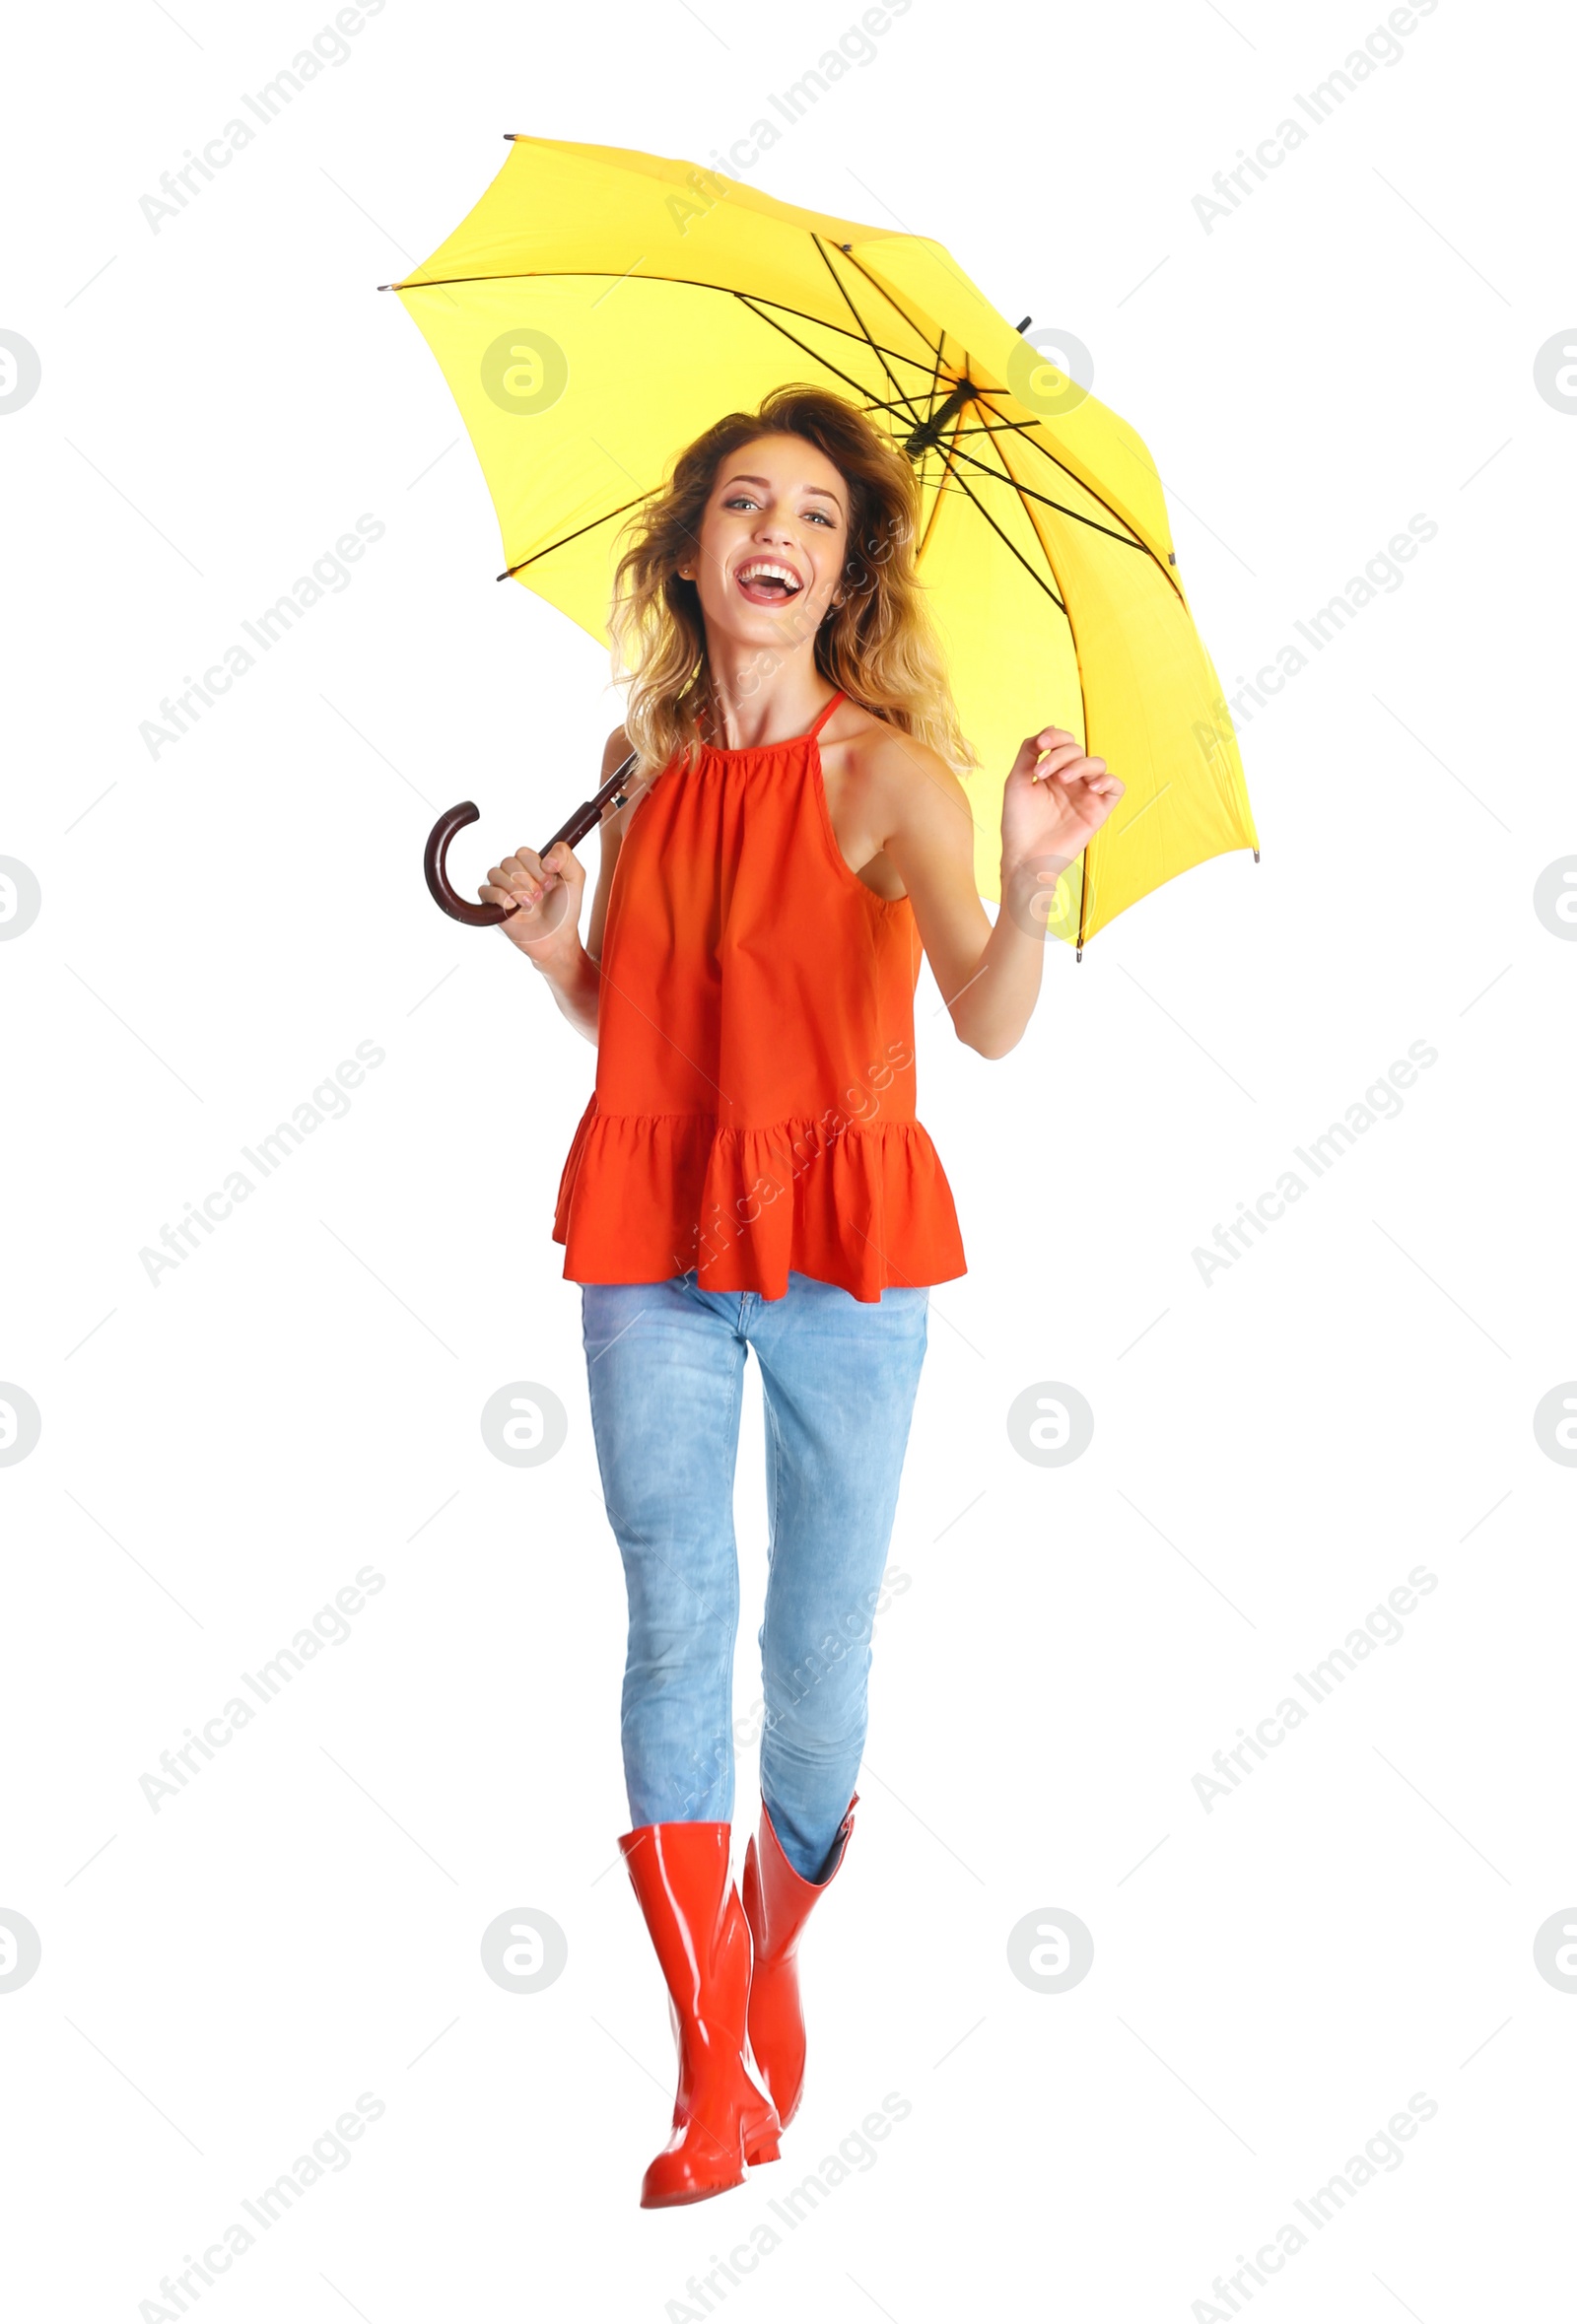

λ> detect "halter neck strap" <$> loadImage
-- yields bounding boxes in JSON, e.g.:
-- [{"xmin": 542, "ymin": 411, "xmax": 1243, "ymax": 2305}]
[{"xmin": 806, "ymin": 689, "xmax": 845, "ymax": 742}]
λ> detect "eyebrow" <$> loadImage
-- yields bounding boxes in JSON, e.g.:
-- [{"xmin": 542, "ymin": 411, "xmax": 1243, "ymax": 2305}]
[{"xmin": 721, "ymin": 472, "xmax": 844, "ymax": 508}]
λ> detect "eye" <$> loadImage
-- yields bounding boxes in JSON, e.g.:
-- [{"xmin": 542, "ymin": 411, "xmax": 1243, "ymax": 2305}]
[
  {"xmin": 805, "ymin": 509, "xmax": 836, "ymax": 526},
  {"xmin": 723, "ymin": 494, "xmax": 759, "ymax": 512}
]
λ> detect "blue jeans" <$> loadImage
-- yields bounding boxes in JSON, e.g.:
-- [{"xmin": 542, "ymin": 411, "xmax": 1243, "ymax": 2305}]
[{"xmin": 581, "ymin": 1268, "xmax": 929, "ymax": 1880}]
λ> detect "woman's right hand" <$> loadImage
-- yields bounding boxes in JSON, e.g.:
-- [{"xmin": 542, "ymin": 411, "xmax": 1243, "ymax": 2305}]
[{"xmin": 479, "ymin": 839, "xmax": 586, "ymax": 972}]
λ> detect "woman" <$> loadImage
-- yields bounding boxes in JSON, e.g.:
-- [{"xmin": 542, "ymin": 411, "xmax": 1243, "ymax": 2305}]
[{"xmin": 481, "ymin": 385, "xmax": 1123, "ymax": 2208}]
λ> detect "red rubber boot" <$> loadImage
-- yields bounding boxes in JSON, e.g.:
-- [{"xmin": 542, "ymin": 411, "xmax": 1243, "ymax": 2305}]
[
  {"xmin": 618, "ymin": 1821, "xmax": 782, "ymax": 2208},
  {"xmin": 741, "ymin": 1793, "xmax": 857, "ymax": 2129}
]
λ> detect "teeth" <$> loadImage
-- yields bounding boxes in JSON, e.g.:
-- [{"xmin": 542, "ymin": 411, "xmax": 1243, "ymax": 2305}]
[{"xmin": 737, "ymin": 561, "xmax": 801, "ymax": 592}]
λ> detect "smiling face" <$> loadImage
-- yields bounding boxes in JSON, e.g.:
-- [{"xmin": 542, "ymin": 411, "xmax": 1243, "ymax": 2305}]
[{"xmin": 683, "ymin": 431, "xmax": 851, "ymax": 654}]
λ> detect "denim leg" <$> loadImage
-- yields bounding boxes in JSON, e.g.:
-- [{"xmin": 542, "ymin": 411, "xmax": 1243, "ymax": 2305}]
[
  {"xmin": 582, "ymin": 1276, "xmax": 748, "ymax": 1829},
  {"xmin": 749, "ymin": 1271, "xmax": 929, "ymax": 1879}
]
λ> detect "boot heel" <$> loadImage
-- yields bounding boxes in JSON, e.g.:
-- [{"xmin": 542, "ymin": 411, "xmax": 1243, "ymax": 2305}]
[{"xmin": 743, "ymin": 2111, "xmax": 781, "ymax": 2166}]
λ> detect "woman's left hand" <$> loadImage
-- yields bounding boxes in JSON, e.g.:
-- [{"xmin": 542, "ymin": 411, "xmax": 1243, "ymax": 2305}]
[{"xmin": 999, "ymin": 725, "xmax": 1125, "ymax": 869}]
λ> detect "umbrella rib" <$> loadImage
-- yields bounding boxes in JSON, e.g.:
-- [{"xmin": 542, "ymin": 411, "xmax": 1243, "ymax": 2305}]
[
  {"xmin": 964, "ymin": 421, "xmax": 1099, "ymax": 941},
  {"xmin": 807, "ymin": 246, "xmax": 1136, "ymax": 551},
  {"xmin": 394, "ymin": 268, "xmax": 1163, "ymax": 561},
  {"xmin": 860, "ymin": 388, "xmax": 939, "ymax": 417},
  {"xmin": 725, "ymin": 301, "xmax": 974, "ymax": 497},
  {"xmin": 936, "ymin": 450, "xmax": 1067, "ymax": 615},
  {"xmin": 922, "ymin": 328, "xmax": 947, "ymax": 425},
  {"xmin": 799, "ymin": 243, "xmax": 1152, "ymax": 560},
  {"xmin": 494, "ymin": 329, "xmax": 964, "ymax": 580},
  {"xmin": 463, "ymin": 286, "xmax": 1107, "ymax": 592},
  {"xmin": 958, "ymin": 421, "xmax": 1083, "ymax": 634},
  {"xmin": 788, "ymin": 239, "xmax": 1130, "ymax": 520},
  {"xmin": 822, "ymin": 239, "xmax": 968, "ymax": 388},
  {"xmin": 727, "ymin": 285, "xmax": 947, "ymax": 388},
  {"xmin": 948, "ymin": 390, "xmax": 1166, "ymax": 560},
  {"xmin": 730, "ymin": 293, "xmax": 912, "ymax": 410},
  {"xmin": 939, "ymin": 432, "xmax": 1150, "ymax": 554},
  {"xmin": 915, "ymin": 357, "xmax": 978, "ymax": 513},
  {"xmin": 808, "ymin": 236, "xmax": 927, "ymax": 433},
  {"xmin": 390, "ymin": 268, "xmax": 951, "ymax": 381},
  {"xmin": 916, "ymin": 329, "xmax": 949, "ymax": 484},
  {"xmin": 913, "ymin": 363, "xmax": 987, "ymax": 555},
  {"xmin": 499, "ymin": 489, "xmax": 658, "ymax": 578},
  {"xmin": 915, "ymin": 395, "xmax": 970, "ymax": 566}
]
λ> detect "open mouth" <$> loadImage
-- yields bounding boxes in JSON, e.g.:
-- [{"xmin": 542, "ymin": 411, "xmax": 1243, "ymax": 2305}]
[{"xmin": 734, "ymin": 559, "xmax": 804, "ymax": 608}]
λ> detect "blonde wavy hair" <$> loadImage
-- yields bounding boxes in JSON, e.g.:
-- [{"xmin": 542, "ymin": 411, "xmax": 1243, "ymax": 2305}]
[{"xmin": 608, "ymin": 384, "xmax": 979, "ymax": 782}]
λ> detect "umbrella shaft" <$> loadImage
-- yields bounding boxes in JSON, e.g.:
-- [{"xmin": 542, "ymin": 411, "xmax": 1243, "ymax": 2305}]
[{"xmin": 904, "ymin": 377, "xmax": 976, "ymax": 459}]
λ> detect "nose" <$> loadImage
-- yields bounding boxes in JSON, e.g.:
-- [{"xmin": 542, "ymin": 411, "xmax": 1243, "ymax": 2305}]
[{"xmin": 749, "ymin": 523, "xmax": 801, "ymax": 578}]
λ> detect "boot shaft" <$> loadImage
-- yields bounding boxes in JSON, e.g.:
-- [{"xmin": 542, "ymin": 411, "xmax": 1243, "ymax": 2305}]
[
  {"xmin": 618, "ymin": 1820, "xmax": 751, "ymax": 2043},
  {"xmin": 617, "ymin": 1818, "xmax": 782, "ymax": 2205},
  {"xmin": 743, "ymin": 1793, "xmax": 858, "ymax": 1964}
]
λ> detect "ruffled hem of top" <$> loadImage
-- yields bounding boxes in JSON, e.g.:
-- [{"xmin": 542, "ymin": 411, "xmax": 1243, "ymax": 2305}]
[{"xmin": 552, "ymin": 1101, "xmax": 966, "ymax": 1304}]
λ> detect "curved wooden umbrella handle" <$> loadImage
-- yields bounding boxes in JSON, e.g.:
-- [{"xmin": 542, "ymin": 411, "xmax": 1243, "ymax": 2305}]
[
  {"xmin": 423, "ymin": 751, "xmax": 641, "ymax": 928},
  {"xmin": 424, "ymin": 801, "xmax": 516, "ymax": 926}
]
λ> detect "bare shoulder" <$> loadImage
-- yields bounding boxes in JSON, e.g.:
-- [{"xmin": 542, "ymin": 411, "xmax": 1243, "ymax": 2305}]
[{"xmin": 828, "ymin": 701, "xmax": 970, "ymax": 839}]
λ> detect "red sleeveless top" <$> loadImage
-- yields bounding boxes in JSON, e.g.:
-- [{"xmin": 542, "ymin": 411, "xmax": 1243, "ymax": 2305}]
[{"xmin": 552, "ymin": 689, "xmax": 967, "ymax": 1303}]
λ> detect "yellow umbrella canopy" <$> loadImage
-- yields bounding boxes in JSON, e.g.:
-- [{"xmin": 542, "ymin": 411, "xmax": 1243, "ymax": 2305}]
[{"xmin": 388, "ymin": 133, "xmax": 1258, "ymax": 949}]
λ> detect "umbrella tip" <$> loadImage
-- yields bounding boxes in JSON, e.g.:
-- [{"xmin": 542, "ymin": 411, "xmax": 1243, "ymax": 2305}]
[
  {"xmin": 1014, "ymin": 314, "xmax": 1032, "ymax": 333},
  {"xmin": 1253, "ymin": 849, "xmax": 1261, "ymax": 862}
]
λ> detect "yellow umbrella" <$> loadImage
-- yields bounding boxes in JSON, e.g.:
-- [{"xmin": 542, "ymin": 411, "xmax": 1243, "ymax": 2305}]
[{"xmin": 387, "ymin": 133, "xmax": 1258, "ymax": 951}]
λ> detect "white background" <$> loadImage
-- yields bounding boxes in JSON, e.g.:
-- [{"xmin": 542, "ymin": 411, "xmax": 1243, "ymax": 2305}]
[{"xmin": 4, "ymin": 1, "xmax": 1574, "ymax": 2316}]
